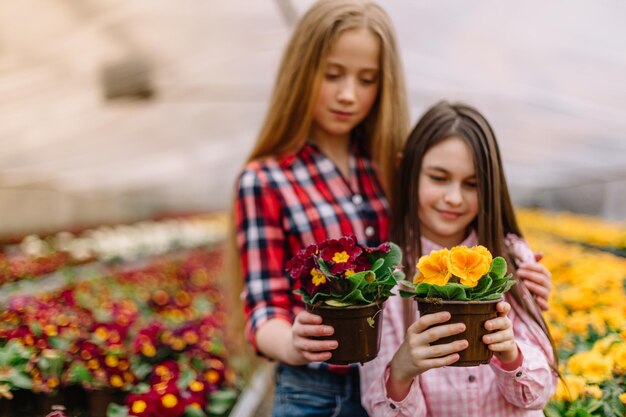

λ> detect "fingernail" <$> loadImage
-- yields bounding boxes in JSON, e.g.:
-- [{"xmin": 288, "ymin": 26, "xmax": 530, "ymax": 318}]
[{"xmin": 324, "ymin": 326, "xmax": 334, "ymax": 335}]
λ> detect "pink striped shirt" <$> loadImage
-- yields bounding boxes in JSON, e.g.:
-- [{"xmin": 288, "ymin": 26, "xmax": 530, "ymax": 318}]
[{"xmin": 360, "ymin": 233, "xmax": 557, "ymax": 417}]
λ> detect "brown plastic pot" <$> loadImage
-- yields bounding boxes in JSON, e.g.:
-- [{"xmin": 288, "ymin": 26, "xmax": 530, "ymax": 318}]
[
  {"xmin": 305, "ymin": 301, "xmax": 385, "ymax": 365},
  {"xmin": 87, "ymin": 389, "xmax": 125, "ymax": 417},
  {"xmin": 416, "ymin": 297, "xmax": 501, "ymax": 366}
]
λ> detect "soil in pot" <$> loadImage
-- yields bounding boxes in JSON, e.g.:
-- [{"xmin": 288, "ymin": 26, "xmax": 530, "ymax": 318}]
[{"xmin": 306, "ymin": 301, "xmax": 385, "ymax": 365}]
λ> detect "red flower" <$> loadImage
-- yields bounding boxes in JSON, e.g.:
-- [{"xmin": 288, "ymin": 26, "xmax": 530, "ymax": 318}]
[
  {"xmin": 318, "ymin": 235, "xmax": 362, "ymax": 275},
  {"xmin": 285, "ymin": 244, "xmax": 317, "ymax": 281}
]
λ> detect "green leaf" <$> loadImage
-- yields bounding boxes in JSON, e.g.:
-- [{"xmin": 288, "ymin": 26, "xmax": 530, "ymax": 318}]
[
  {"xmin": 9, "ymin": 370, "xmax": 33, "ymax": 389},
  {"xmin": 106, "ymin": 403, "xmax": 129, "ymax": 417},
  {"xmin": 467, "ymin": 276, "xmax": 492, "ymax": 299},
  {"xmin": 177, "ymin": 368, "xmax": 197, "ymax": 391},
  {"xmin": 489, "ymin": 257, "xmax": 507, "ymax": 278},
  {"xmin": 324, "ymin": 299, "xmax": 352, "ymax": 307},
  {"xmin": 398, "ymin": 279, "xmax": 416, "ymax": 289},
  {"xmin": 370, "ymin": 258, "xmax": 385, "ymax": 272},
  {"xmin": 316, "ymin": 259, "xmax": 335, "ymax": 279},
  {"xmin": 208, "ymin": 389, "xmax": 239, "ymax": 416},
  {"xmin": 427, "ymin": 284, "xmax": 468, "ymax": 300},
  {"xmin": 543, "ymin": 401, "xmax": 565, "ymax": 417},
  {"xmin": 340, "ymin": 289, "xmax": 370, "ymax": 304},
  {"xmin": 369, "ymin": 243, "xmax": 402, "ymax": 278},
  {"xmin": 345, "ymin": 271, "xmax": 370, "ymax": 287},
  {"xmin": 398, "ymin": 289, "xmax": 416, "ymax": 298},
  {"xmin": 183, "ymin": 406, "xmax": 207, "ymax": 417}
]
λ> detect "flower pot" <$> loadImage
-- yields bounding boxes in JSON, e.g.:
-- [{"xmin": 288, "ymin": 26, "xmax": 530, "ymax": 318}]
[
  {"xmin": 38, "ymin": 391, "xmax": 66, "ymax": 415},
  {"xmin": 87, "ymin": 389, "xmax": 125, "ymax": 417},
  {"xmin": 305, "ymin": 301, "xmax": 385, "ymax": 365},
  {"xmin": 416, "ymin": 297, "xmax": 501, "ymax": 366}
]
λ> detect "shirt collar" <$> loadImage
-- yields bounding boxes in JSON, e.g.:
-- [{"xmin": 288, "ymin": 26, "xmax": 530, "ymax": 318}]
[{"xmin": 420, "ymin": 230, "xmax": 478, "ymax": 255}]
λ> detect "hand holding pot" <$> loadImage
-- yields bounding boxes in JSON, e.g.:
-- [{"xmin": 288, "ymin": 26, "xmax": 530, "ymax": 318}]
[
  {"xmin": 287, "ymin": 310, "xmax": 338, "ymax": 365},
  {"xmin": 387, "ymin": 311, "xmax": 468, "ymax": 400},
  {"xmin": 482, "ymin": 301, "xmax": 519, "ymax": 364}
]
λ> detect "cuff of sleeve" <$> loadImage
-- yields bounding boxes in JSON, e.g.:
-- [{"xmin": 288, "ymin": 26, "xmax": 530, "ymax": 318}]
[
  {"xmin": 382, "ymin": 364, "xmax": 418, "ymax": 411},
  {"xmin": 490, "ymin": 345, "xmax": 525, "ymax": 378}
]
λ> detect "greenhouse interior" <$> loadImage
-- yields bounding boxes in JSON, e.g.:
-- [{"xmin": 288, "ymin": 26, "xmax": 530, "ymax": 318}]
[{"xmin": 0, "ymin": 1, "xmax": 625, "ymax": 417}]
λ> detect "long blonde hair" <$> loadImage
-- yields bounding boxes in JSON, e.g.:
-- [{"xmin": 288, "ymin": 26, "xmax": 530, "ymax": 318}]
[{"xmin": 248, "ymin": 0, "xmax": 409, "ymax": 196}]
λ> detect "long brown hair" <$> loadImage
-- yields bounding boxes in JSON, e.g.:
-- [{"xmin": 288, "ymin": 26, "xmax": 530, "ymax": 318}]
[
  {"xmin": 392, "ymin": 100, "xmax": 559, "ymax": 368},
  {"xmin": 247, "ymin": 0, "xmax": 409, "ymax": 196}
]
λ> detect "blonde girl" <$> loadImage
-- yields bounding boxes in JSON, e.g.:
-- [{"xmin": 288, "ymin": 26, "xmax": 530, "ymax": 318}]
[
  {"xmin": 234, "ymin": 1, "xmax": 409, "ymax": 416},
  {"xmin": 360, "ymin": 101, "xmax": 558, "ymax": 416}
]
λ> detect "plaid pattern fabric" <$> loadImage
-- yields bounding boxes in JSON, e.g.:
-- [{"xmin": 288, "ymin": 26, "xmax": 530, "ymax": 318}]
[
  {"xmin": 235, "ymin": 141, "xmax": 390, "ymax": 354},
  {"xmin": 360, "ymin": 234, "xmax": 557, "ymax": 416}
]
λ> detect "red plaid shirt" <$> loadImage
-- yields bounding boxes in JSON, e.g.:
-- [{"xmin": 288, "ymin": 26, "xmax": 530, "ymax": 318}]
[{"xmin": 235, "ymin": 141, "xmax": 390, "ymax": 352}]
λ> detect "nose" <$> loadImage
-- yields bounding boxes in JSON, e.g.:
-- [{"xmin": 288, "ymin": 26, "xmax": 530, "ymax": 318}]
[
  {"xmin": 337, "ymin": 77, "xmax": 356, "ymax": 104},
  {"xmin": 443, "ymin": 184, "xmax": 463, "ymax": 206}
]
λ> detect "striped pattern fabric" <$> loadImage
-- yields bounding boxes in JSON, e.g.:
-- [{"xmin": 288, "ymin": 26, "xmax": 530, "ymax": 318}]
[
  {"xmin": 360, "ymin": 234, "xmax": 558, "ymax": 417},
  {"xmin": 235, "ymin": 141, "xmax": 390, "ymax": 355}
]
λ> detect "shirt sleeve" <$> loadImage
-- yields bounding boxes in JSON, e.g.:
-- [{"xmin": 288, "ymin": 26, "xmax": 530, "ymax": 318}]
[
  {"xmin": 360, "ymin": 296, "xmax": 429, "ymax": 417},
  {"xmin": 235, "ymin": 166, "xmax": 293, "ymax": 352},
  {"xmin": 488, "ymin": 301, "xmax": 558, "ymax": 410}
]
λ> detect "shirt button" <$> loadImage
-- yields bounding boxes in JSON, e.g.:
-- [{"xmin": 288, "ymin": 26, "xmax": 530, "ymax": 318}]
[
  {"xmin": 389, "ymin": 403, "xmax": 396, "ymax": 409},
  {"xmin": 516, "ymin": 371, "xmax": 523, "ymax": 378},
  {"xmin": 468, "ymin": 374, "xmax": 476, "ymax": 382},
  {"xmin": 364, "ymin": 226, "xmax": 375, "ymax": 237},
  {"xmin": 352, "ymin": 194, "xmax": 363, "ymax": 205}
]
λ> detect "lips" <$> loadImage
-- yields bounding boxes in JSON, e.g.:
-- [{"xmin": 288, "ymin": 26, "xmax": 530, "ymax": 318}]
[
  {"xmin": 330, "ymin": 110, "xmax": 354, "ymax": 121},
  {"xmin": 436, "ymin": 209, "xmax": 463, "ymax": 220}
]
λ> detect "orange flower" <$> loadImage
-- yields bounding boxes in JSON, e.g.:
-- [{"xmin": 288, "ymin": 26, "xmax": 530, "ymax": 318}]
[
  {"xmin": 414, "ymin": 249, "xmax": 451, "ymax": 285},
  {"xmin": 448, "ymin": 246, "xmax": 491, "ymax": 287}
]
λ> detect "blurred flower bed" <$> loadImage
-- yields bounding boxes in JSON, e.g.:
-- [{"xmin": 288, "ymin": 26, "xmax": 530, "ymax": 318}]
[
  {"xmin": 0, "ymin": 214, "xmax": 228, "ymax": 286},
  {"xmin": 0, "ymin": 247, "xmax": 240, "ymax": 417},
  {"xmin": 518, "ymin": 209, "xmax": 626, "ymax": 251},
  {"xmin": 517, "ymin": 209, "xmax": 626, "ymax": 417}
]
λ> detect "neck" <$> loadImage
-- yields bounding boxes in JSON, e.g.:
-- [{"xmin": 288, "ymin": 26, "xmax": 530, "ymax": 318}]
[{"xmin": 310, "ymin": 127, "xmax": 351, "ymax": 177}]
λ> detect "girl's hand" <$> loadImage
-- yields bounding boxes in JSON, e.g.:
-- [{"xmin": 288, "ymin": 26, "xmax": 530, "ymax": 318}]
[
  {"xmin": 483, "ymin": 301, "xmax": 518, "ymax": 364},
  {"xmin": 390, "ymin": 312, "xmax": 467, "ymax": 384},
  {"xmin": 516, "ymin": 257, "xmax": 552, "ymax": 311},
  {"xmin": 286, "ymin": 310, "xmax": 337, "ymax": 365}
]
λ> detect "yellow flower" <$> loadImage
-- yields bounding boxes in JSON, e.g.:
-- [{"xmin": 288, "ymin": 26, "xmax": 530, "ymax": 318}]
[
  {"xmin": 448, "ymin": 246, "xmax": 491, "ymax": 287},
  {"xmin": 132, "ymin": 400, "xmax": 147, "ymax": 414},
  {"xmin": 332, "ymin": 251, "xmax": 350, "ymax": 263},
  {"xmin": 161, "ymin": 393, "xmax": 178, "ymax": 409},
  {"xmin": 610, "ymin": 343, "xmax": 626, "ymax": 374},
  {"xmin": 619, "ymin": 392, "xmax": 626, "ymax": 404},
  {"xmin": 583, "ymin": 385, "xmax": 602, "ymax": 399},
  {"xmin": 567, "ymin": 350, "xmax": 613, "ymax": 384},
  {"xmin": 591, "ymin": 334, "xmax": 620, "ymax": 355},
  {"xmin": 110, "ymin": 374, "xmax": 124, "ymax": 388},
  {"xmin": 311, "ymin": 269, "xmax": 327, "ymax": 286},
  {"xmin": 415, "ymin": 249, "xmax": 451, "ymax": 285},
  {"xmin": 105, "ymin": 355, "xmax": 119, "ymax": 368},
  {"xmin": 554, "ymin": 375, "xmax": 586, "ymax": 401}
]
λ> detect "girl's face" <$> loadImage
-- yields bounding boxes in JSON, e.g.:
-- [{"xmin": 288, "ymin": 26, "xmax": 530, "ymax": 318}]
[
  {"xmin": 418, "ymin": 136, "xmax": 479, "ymax": 248},
  {"xmin": 310, "ymin": 28, "xmax": 380, "ymax": 144}
]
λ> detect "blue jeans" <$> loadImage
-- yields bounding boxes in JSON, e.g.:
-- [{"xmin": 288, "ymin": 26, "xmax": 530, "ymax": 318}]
[{"xmin": 273, "ymin": 364, "xmax": 369, "ymax": 417}]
